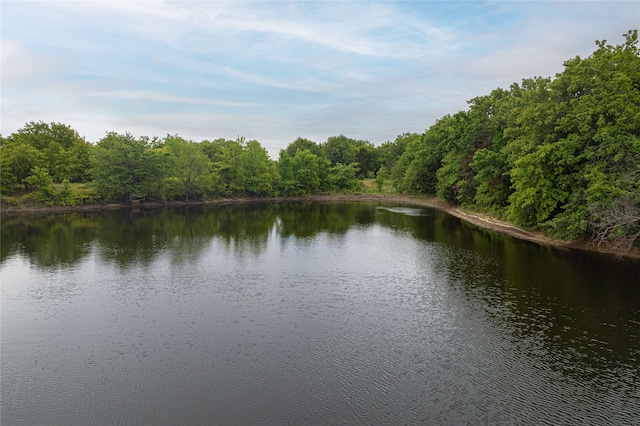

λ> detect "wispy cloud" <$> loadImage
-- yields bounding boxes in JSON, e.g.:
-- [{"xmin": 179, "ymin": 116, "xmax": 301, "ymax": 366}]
[
  {"xmin": 2, "ymin": 1, "xmax": 637, "ymax": 158},
  {"xmin": 87, "ymin": 90, "xmax": 262, "ymax": 108}
]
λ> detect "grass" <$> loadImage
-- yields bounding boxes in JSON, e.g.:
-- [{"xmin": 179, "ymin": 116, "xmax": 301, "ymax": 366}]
[{"xmin": 360, "ymin": 178, "xmax": 396, "ymax": 194}]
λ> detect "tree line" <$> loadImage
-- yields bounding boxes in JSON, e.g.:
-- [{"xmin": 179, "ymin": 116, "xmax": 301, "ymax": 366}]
[
  {"xmin": 1, "ymin": 30, "xmax": 638, "ymax": 248},
  {"xmin": 0, "ymin": 123, "xmax": 393, "ymax": 202}
]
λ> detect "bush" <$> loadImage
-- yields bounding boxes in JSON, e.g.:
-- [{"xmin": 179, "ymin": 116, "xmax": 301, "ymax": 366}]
[{"xmin": 24, "ymin": 167, "xmax": 55, "ymax": 204}]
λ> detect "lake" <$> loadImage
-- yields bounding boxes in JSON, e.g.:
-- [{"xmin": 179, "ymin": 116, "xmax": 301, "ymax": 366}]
[{"xmin": 2, "ymin": 201, "xmax": 639, "ymax": 425}]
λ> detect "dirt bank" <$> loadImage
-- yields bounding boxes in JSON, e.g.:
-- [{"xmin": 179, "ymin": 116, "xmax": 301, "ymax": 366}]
[
  {"xmin": 2, "ymin": 194, "xmax": 638, "ymax": 260},
  {"xmin": 346, "ymin": 194, "xmax": 640, "ymax": 260}
]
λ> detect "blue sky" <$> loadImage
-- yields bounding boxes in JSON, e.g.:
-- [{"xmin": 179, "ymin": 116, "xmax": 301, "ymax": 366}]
[{"xmin": 2, "ymin": 1, "xmax": 638, "ymax": 158}]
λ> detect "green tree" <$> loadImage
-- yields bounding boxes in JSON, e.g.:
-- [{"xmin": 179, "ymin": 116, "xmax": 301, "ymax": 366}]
[
  {"xmin": 282, "ymin": 137, "xmax": 322, "ymax": 158},
  {"xmin": 211, "ymin": 138, "xmax": 245, "ymax": 196},
  {"xmin": 24, "ymin": 166, "xmax": 55, "ymax": 202},
  {"xmin": 432, "ymin": 88, "xmax": 513, "ymax": 205},
  {"xmin": 240, "ymin": 140, "xmax": 277, "ymax": 196},
  {"xmin": 388, "ymin": 133, "xmax": 422, "ymax": 192},
  {"xmin": 163, "ymin": 135, "xmax": 212, "ymax": 201},
  {"xmin": 354, "ymin": 141, "xmax": 379, "ymax": 178},
  {"xmin": 322, "ymin": 135, "xmax": 358, "ymax": 166},
  {"xmin": 277, "ymin": 149, "xmax": 330, "ymax": 195},
  {"xmin": 10, "ymin": 121, "xmax": 92, "ymax": 183},
  {"xmin": 329, "ymin": 162, "xmax": 360, "ymax": 191},
  {"xmin": 204, "ymin": 137, "xmax": 276, "ymax": 197},
  {"xmin": 0, "ymin": 138, "xmax": 17, "ymax": 193},
  {"xmin": 1, "ymin": 140, "xmax": 46, "ymax": 190},
  {"xmin": 377, "ymin": 134, "xmax": 410, "ymax": 171},
  {"xmin": 199, "ymin": 138, "xmax": 226, "ymax": 161},
  {"xmin": 90, "ymin": 132, "xmax": 167, "ymax": 202},
  {"xmin": 508, "ymin": 30, "xmax": 640, "ymax": 240},
  {"xmin": 500, "ymin": 77, "xmax": 557, "ymax": 167},
  {"xmin": 470, "ymin": 148, "xmax": 510, "ymax": 212}
]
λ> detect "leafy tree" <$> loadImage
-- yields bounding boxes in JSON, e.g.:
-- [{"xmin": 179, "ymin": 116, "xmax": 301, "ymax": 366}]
[
  {"xmin": 275, "ymin": 151, "xmax": 296, "ymax": 196},
  {"xmin": 329, "ymin": 162, "xmax": 360, "ymax": 191},
  {"xmin": 199, "ymin": 138, "xmax": 226, "ymax": 161},
  {"xmin": 377, "ymin": 134, "xmax": 410, "ymax": 171},
  {"xmin": 204, "ymin": 137, "xmax": 276, "ymax": 197},
  {"xmin": 388, "ymin": 133, "xmax": 422, "ymax": 192},
  {"xmin": 470, "ymin": 148, "xmax": 510, "ymax": 212},
  {"xmin": 507, "ymin": 142, "xmax": 572, "ymax": 227},
  {"xmin": 0, "ymin": 140, "xmax": 17, "ymax": 193},
  {"xmin": 500, "ymin": 77, "xmax": 557, "ymax": 167},
  {"xmin": 90, "ymin": 132, "xmax": 167, "ymax": 202},
  {"xmin": 163, "ymin": 135, "xmax": 211, "ymax": 201},
  {"xmin": 561, "ymin": 30, "xmax": 640, "ymax": 240},
  {"xmin": 282, "ymin": 137, "xmax": 322, "ymax": 158},
  {"xmin": 1, "ymin": 141, "xmax": 46, "ymax": 190},
  {"xmin": 402, "ymin": 123, "xmax": 455, "ymax": 195},
  {"xmin": 322, "ymin": 135, "xmax": 358, "ymax": 166},
  {"xmin": 210, "ymin": 138, "xmax": 245, "ymax": 196},
  {"xmin": 438, "ymin": 92, "xmax": 510, "ymax": 204},
  {"xmin": 277, "ymin": 149, "xmax": 330, "ymax": 195},
  {"xmin": 419, "ymin": 113, "xmax": 466, "ymax": 200},
  {"xmin": 240, "ymin": 140, "xmax": 277, "ymax": 196},
  {"xmin": 508, "ymin": 30, "xmax": 640, "ymax": 239},
  {"xmin": 354, "ymin": 141, "xmax": 379, "ymax": 178},
  {"xmin": 10, "ymin": 121, "xmax": 92, "ymax": 183},
  {"xmin": 24, "ymin": 166, "xmax": 55, "ymax": 202}
]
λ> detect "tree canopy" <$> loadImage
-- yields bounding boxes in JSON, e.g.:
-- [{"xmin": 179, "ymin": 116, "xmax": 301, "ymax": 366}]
[{"xmin": 390, "ymin": 30, "xmax": 639, "ymax": 248}]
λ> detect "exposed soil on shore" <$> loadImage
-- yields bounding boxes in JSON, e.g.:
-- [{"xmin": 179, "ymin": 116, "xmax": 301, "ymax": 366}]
[{"xmin": 2, "ymin": 193, "xmax": 639, "ymax": 260}]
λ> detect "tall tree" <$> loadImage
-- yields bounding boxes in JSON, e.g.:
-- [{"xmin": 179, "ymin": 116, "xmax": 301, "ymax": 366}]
[
  {"xmin": 329, "ymin": 162, "xmax": 360, "ymax": 191},
  {"xmin": 377, "ymin": 134, "xmax": 410, "ymax": 172},
  {"xmin": 163, "ymin": 135, "xmax": 212, "ymax": 201},
  {"xmin": 277, "ymin": 149, "xmax": 330, "ymax": 195},
  {"xmin": 210, "ymin": 138, "xmax": 245, "ymax": 196},
  {"xmin": 10, "ymin": 121, "xmax": 92, "ymax": 183},
  {"xmin": 240, "ymin": 140, "xmax": 277, "ymax": 196},
  {"xmin": 282, "ymin": 137, "xmax": 322, "ymax": 158},
  {"xmin": 322, "ymin": 135, "xmax": 358, "ymax": 166},
  {"xmin": 354, "ymin": 141, "xmax": 379, "ymax": 178},
  {"xmin": 508, "ymin": 30, "xmax": 640, "ymax": 240},
  {"xmin": 0, "ymin": 140, "xmax": 45, "ymax": 191},
  {"xmin": 90, "ymin": 132, "xmax": 167, "ymax": 202}
]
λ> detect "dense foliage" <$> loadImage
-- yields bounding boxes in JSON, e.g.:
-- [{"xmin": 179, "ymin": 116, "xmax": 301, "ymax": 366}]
[
  {"xmin": 1, "ymin": 127, "xmax": 382, "ymax": 203},
  {"xmin": 392, "ymin": 31, "xmax": 640, "ymax": 248},
  {"xmin": 1, "ymin": 31, "xmax": 638, "ymax": 248}
]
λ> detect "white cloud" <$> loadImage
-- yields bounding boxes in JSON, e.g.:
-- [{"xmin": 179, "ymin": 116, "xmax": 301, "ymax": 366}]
[
  {"xmin": 87, "ymin": 89, "xmax": 262, "ymax": 108},
  {"xmin": 176, "ymin": 1, "xmax": 455, "ymax": 59},
  {"xmin": 1, "ymin": 40, "xmax": 64, "ymax": 85},
  {"xmin": 2, "ymin": 0, "xmax": 638, "ymax": 156}
]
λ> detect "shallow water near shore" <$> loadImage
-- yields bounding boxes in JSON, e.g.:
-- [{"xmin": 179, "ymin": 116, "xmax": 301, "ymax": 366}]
[{"xmin": 2, "ymin": 201, "xmax": 639, "ymax": 424}]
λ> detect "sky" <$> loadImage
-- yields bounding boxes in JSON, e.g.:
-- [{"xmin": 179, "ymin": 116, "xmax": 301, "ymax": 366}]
[{"xmin": 2, "ymin": 1, "xmax": 638, "ymax": 158}]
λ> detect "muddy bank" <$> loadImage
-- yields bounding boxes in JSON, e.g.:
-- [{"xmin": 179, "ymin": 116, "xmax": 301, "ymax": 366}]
[
  {"xmin": 2, "ymin": 194, "xmax": 638, "ymax": 260},
  {"xmin": 362, "ymin": 194, "xmax": 640, "ymax": 260}
]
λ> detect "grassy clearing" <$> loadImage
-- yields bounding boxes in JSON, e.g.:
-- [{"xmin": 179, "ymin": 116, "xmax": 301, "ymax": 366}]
[
  {"xmin": 360, "ymin": 178, "xmax": 396, "ymax": 194},
  {"xmin": 1, "ymin": 182, "xmax": 99, "ymax": 209}
]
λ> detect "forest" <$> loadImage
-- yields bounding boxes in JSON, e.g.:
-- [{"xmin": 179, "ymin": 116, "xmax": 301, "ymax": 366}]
[{"xmin": 1, "ymin": 31, "xmax": 638, "ymax": 249}]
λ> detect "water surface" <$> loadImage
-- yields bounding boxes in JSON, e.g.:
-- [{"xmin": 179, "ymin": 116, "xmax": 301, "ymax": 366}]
[{"xmin": 2, "ymin": 202, "xmax": 639, "ymax": 424}]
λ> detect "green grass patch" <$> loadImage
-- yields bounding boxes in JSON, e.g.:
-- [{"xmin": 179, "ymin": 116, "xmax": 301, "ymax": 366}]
[{"xmin": 361, "ymin": 178, "xmax": 396, "ymax": 194}]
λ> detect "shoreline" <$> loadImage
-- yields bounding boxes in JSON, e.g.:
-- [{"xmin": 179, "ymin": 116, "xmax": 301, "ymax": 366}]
[{"xmin": 2, "ymin": 194, "xmax": 639, "ymax": 260}]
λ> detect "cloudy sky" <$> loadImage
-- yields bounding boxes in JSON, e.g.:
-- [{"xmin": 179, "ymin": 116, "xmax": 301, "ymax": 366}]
[{"xmin": 2, "ymin": 1, "xmax": 638, "ymax": 157}]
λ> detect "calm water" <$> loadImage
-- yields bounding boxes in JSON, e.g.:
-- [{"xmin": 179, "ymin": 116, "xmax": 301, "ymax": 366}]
[{"xmin": 2, "ymin": 202, "xmax": 639, "ymax": 425}]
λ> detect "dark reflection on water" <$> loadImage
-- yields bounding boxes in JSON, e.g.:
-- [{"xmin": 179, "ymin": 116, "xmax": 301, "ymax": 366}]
[{"xmin": 2, "ymin": 202, "xmax": 639, "ymax": 425}]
